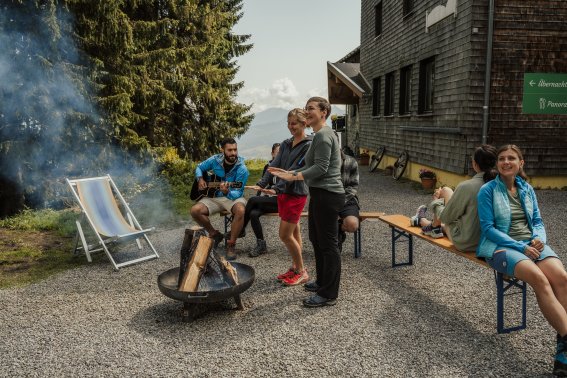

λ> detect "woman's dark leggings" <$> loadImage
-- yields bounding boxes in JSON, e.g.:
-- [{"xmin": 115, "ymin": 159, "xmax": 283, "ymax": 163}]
[
  {"xmin": 308, "ymin": 187, "xmax": 345, "ymax": 300},
  {"xmin": 242, "ymin": 195, "xmax": 278, "ymax": 240}
]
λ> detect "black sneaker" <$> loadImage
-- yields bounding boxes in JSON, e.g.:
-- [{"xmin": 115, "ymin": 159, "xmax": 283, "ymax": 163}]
[
  {"xmin": 422, "ymin": 225, "xmax": 444, "ymax": 239},
  {"xmin": 554, "ymin": 334, "xmax": 567, "ymax": 377},
  {"xmin": 304, "ymin": 281, "xmax": 320, "ymax": 292},
  {"xmin": 249, "ymin": 239, "xmax": 267, "ymax": 257},
  {"xmin": 303, "ymin": 294, "xmax": 336, "ymax": 308}
]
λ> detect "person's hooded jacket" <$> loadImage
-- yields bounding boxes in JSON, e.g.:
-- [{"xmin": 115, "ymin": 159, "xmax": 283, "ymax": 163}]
[
  {"xmin": 476, "ymin": 175, "xmax": 546, "ymax": 259},
  {"xmin": 195, "ymin": 154, "xmax": 249, "ymax": 200}
]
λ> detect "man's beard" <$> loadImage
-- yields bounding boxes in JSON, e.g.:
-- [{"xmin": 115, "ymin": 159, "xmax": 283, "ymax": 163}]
[{"xmin": 224, "ymin": 154, "xmax": 237, "ymax": 164}]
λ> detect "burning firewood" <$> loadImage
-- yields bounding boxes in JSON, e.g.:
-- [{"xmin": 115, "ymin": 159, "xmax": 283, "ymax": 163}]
[{"xmin": 177, "ymin": 227, "xmax": 239, "ymax": 292}]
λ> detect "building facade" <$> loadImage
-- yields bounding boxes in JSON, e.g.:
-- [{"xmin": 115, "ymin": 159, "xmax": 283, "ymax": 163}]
[{"xmin": 330, "ymin": 0, "xmax": 567, "ymax": 187}]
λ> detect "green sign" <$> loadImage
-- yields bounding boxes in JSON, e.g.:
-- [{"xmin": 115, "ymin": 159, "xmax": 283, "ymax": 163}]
[{"xmin": 522, "ymin": 73, "xmax": 567, "ymax": 114}]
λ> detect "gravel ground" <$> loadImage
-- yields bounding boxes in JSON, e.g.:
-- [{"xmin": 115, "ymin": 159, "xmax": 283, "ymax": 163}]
[{"xmin": 1, "ymin": 168, "xmax": 567, "ymax": 377}]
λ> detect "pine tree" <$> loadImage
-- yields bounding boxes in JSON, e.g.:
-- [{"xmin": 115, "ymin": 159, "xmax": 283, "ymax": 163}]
[{"xmin": 69, "ymin": 0, "xmax": 254, "ymax": 160}]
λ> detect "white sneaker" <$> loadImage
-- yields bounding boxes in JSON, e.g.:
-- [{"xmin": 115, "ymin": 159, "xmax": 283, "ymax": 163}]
[{"xmin": 410, "ymin": 205, "xmax": 428, "ymax": 227}]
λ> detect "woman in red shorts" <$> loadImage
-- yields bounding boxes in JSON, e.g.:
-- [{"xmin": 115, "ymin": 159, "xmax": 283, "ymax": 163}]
[{"xmin": 250, "ymin": 108, "xmax": 311, "ymax": 285}]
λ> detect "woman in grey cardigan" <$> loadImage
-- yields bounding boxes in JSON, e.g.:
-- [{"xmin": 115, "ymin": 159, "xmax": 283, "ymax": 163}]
[{"xmin": 269, "ymin": 97, "xmax": 345, "ymax": 307}]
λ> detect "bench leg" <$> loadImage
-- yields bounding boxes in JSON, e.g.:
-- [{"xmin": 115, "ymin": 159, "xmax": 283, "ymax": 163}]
[
  {"xmin": 390, "ymin": 226, "xmax": 413, "ymax": 267},
  {"xmin": 495, "ymin": 271, "xmax": 527, "ymax": 334},
  {"xmin": 354, "ymin": 226, "xmax": 362, "ymax": 258},
  {"xmin": 223, "ymin": 214, "xmax": 233, "ymax": 247}
]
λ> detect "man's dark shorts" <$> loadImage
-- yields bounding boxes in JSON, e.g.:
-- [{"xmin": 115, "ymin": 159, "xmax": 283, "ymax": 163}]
[{"xmin": 339, "ymin": 198, "xmax": 360, "ymax": 219}]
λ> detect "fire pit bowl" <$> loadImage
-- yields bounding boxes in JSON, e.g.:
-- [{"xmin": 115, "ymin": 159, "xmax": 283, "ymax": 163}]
[{"xmin": 157, "ymin": 262, "xmax": 255, "ymax": 321}]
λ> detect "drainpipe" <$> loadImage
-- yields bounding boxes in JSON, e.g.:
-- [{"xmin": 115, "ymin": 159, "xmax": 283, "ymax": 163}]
[{"xmin": 481, "ymin": 0, "xmax": 495, "ymax": 144}]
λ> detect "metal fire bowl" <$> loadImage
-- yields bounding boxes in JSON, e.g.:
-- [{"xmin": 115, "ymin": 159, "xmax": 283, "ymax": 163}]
[{"xmin": 157, "ymin": 262, "xmax": 255, "ymax": 304}]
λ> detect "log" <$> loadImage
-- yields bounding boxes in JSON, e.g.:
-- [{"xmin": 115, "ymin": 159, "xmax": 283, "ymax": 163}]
[
  {"xmin": 178, "ymin": 234, "xmax": 214, "ymax": 292},
  {"xmin": 177, "ymin": 227, "xmax": 203, "ymax": 285}
]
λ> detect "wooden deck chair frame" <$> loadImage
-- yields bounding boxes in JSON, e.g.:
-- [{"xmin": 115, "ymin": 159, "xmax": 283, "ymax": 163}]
[{"xmin": 66, "ymin": 175, "xmax": 159, "ymax": 270}]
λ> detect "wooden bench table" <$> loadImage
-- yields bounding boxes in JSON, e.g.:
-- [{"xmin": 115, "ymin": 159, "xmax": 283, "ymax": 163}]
[
  {"xmin": 221, "ymin": 211, "xmax": 384, "ymax": 258},
  {"xmin": 379, "ymin": 214, "xmax": 527, "ymax": 334}
]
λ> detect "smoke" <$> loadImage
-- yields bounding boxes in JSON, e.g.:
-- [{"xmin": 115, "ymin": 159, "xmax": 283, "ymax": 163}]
[{"xmin": 0, "ymin": 3, "xmax": 174, "ymax": 225}]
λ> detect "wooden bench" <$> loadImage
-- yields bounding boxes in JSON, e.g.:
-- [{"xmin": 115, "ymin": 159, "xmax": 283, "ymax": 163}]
[
  {"xmin": 221, "ymin": 211, "xmax": 384, "ymax": 258},
  {"xmin": 379, "ymin": 214, "xmax": 527, "ymax": 334}
]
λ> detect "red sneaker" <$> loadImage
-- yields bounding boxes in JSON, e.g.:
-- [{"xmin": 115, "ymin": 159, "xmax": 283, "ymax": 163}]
[
  {"xmin": 276, "ymin": 268, "xmax": 295, "ymax": 281},
  {"xmin": 282, "ymin": 270, "xmax": 309, "ymax": 286}
]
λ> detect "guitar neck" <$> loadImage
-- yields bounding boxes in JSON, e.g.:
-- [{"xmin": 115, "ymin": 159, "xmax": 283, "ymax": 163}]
[{"xmin": 207, "ymin": 182, "xmax": 238, "ymax": 188}]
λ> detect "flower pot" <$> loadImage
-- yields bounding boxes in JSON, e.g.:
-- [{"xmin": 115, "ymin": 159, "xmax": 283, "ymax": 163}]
[
  {"xmin": 359, "ymin": 154, "xmax": 370, "ymax": 166},
  {"xmin": 420, "ymin": 178, "xmax": 437, "ymax": 189}
]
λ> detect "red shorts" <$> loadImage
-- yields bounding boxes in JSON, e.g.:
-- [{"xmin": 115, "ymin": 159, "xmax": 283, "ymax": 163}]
[{"xmin": 277, "ymin": 194, "xmax": 307, "ymax": 224}]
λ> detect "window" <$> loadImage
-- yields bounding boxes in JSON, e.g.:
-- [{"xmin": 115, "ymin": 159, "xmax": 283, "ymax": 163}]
[
  {"xmin": 418, "ymin": 57, "xmax": 435, "ymax": 114},
  {"xmin": 384, "ymin": 71, "xmax": 395, "ymax": 116},
  {"xmin": 399, "ymin": 65, "xmax": 411, "ymax": 115},
  {"xmin": 372, "ymin": 77, "xmax": 381, "ymax": 116},
  {"xmin": 375, "ymin": 2, "xmax": 382, "ymax": 37},
  {"xmin": 403, "ymin": 0, "xmax": 414, "ymax": 16}
]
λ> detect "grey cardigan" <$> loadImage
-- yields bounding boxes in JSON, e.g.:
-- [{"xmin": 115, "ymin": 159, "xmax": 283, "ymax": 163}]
[{"xmin": 257, "ymin": 136, "xmax": 311, "ymax": 196}]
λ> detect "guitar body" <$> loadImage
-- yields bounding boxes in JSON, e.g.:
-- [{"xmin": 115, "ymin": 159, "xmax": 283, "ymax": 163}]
[{"xmin": 190, "ymin": 172, "xmax": 243, "ymax": 201}]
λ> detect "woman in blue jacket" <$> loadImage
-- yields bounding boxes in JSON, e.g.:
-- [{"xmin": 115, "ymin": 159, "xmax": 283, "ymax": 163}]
[{"xmin": 477, "ymin": 144, "xmax": 567, "ymax": 377}]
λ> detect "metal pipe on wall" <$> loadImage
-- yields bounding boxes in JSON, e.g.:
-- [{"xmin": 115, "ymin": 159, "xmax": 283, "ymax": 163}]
[{"xmin": 481, "ymin": 0, "xmax": 495, "ymax": 144}]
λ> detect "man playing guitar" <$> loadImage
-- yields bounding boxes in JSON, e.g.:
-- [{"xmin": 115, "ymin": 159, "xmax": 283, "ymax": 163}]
[{"xmin": 190, "ymin": 137, "xmax": 249, "ymax": 260}]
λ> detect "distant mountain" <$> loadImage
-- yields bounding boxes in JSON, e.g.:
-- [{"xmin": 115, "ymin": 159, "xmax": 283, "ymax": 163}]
[{"xmin": 237, "ymin": 106, "xmax": 346, "ymax": 159}]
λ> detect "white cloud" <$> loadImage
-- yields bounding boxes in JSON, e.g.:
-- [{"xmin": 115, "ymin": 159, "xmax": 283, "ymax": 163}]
[{"xmin": 239, "ymin": 78, "xmax": 301, "ymax": 112}]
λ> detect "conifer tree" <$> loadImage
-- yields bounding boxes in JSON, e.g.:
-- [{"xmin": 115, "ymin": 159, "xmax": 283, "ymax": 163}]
[{"xmin": 69, "ymin": 0, "xmax": 254, "ymax": 160}]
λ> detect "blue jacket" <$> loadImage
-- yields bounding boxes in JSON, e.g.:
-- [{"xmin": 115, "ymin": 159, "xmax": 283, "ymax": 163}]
[
  {"xmin": 476, "ymin": 175, "xmax": 546, "ymax": 259},
  {"xmin": 195, "ymin": 154, "xmax": 249, "ymax": 200}
]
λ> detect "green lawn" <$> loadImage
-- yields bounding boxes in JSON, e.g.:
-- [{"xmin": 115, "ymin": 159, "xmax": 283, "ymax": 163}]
[{"xmin": 0, "ymin": 160, "xmax": 267, "ymax": 289}]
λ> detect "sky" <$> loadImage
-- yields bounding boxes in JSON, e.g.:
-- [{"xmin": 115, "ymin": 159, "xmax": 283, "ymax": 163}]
[{"xmin": 232, "ymin": 0, "xmax": 361, "ymax": 113}]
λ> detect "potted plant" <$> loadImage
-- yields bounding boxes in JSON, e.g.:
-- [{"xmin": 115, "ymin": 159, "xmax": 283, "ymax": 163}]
[{"xmin": 419, "ymin": 168, "xmax": 437, "ymax": 189}]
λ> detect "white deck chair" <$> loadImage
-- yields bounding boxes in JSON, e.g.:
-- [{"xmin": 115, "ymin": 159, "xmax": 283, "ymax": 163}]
[{"xmin": 66, "ymin": 175, "xmax": 159, "ymax": 270}]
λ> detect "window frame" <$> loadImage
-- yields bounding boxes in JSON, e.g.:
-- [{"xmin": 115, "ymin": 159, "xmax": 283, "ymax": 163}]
[
  {"xmin": 403, "ymin": 0, "xmax": 414, "ymax": 17},
  {"xmin": 384, "ymin": 71, "xmax": 395, "ymax": 116},
  {"xmin": 418, "ymin": 57, "xmax": 435, "ymax": 114},
  {"xmin": 399, "ymin": 65, "xmax": 412, "ymax": 115},
  {"xmin": 372, "ymin": 77, "xmax": 381, "ymax": 117},
  {"xmin": 374, "ymin": 2, "xmax": 383, "ymax": 37}
]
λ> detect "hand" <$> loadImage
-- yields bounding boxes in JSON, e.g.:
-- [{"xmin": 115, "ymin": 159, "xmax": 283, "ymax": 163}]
[
  {"xmin": 259, "ymin": 188, "xmax": 276, "ymax": 195},
  {"xmin": 246, "ymin": 185, "xmax": 263, "ymax": 191},
  {"xmin": 433, "ymin": 188, "xmax": 441, "ymax": 200},
  {"xmin": 531, "ymin": 238, "xmax": 544, "ymax": 252},
  {"xmin": 524, "ymin": 245, "xmax": 541, "ymax": 260},
  {"xmin": 270, "ymin": 170, "xmax": 293, "ymax": 181},
  {"xmin": 219, "ymin": 181, "xmax": 229, "ymax": 194},
  {"xmin": 198, "ymin": 178, "xmax": 207, "ymax": 191},
  {"xmin": 267, "ymin": 167, "xmax": 287, "ymax": 174}
]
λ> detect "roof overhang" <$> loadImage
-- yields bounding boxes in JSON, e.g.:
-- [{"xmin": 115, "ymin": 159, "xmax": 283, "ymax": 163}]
[{"xmin": 327, "ymin": 61, "xmax": 371, "ymax": 105}]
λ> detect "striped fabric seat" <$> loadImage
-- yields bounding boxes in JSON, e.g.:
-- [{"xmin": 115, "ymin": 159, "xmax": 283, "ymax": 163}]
[{"xmin": 67, "ymin": 175, "xmax": 159, "ymax": 270}]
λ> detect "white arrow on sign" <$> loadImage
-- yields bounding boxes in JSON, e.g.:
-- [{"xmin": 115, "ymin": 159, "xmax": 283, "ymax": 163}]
[{"xmin": 530, "ymin": 80, "xmax": 536, "ymax": 87}]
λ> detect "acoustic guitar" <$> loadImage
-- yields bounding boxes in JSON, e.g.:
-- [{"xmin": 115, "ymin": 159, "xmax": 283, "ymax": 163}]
[{"xmin": 190, "ymin": 172, "xmax": 243, "ymax": 201}]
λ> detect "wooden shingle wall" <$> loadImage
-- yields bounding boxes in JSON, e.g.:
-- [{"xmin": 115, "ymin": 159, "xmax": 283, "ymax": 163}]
[
  {"xmin": 488, "ymin": 0, "xmax": 567, "ymax": 175},
  {"xmin": 358, "ymin": 0, "xmax": 567, "ymax": 176}
]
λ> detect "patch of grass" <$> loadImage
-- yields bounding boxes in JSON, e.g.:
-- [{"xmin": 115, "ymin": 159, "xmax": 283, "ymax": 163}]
[
  {"xmin": 0, "ymin": 157, "xmax": 268, "ymax": 289},
  {"xmin": 0, "ymin": 208, "xmax": 77, "ymax": 236},
  {"xmin": 0, "ymin": 228, "xmax": 85, "ymax": 289}
]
